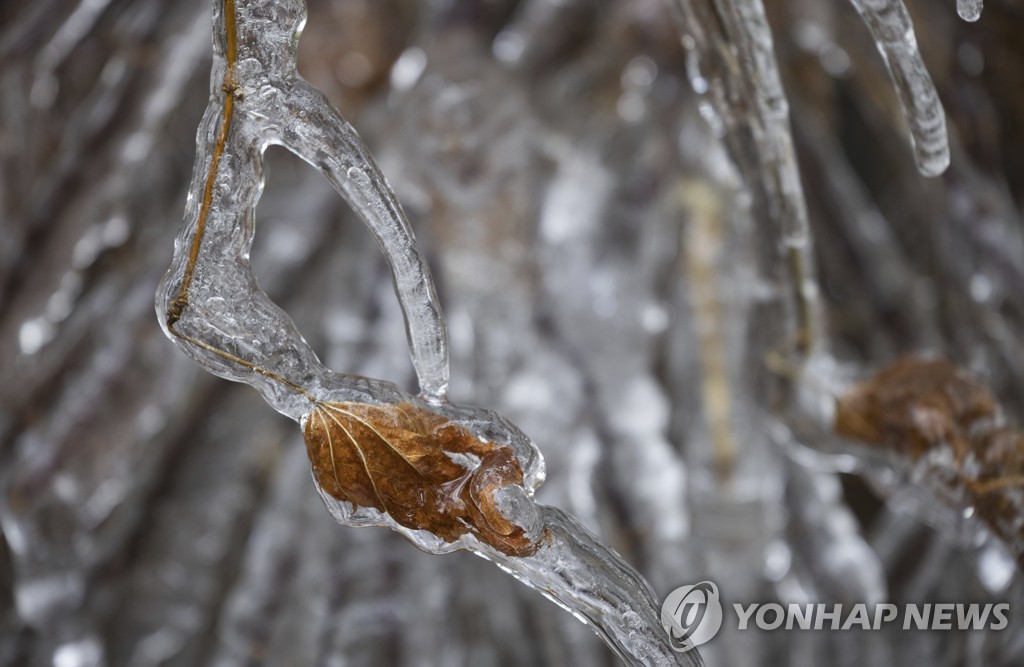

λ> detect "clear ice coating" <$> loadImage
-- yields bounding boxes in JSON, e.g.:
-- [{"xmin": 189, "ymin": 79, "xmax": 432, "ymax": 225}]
[
  {"xmin": 158, "ymin": 0, "xmax": 449, "ymax": 404},
  {"xmin": 155, "ymin": 0, "xmax": 696, "ymax": 664},
  {"xmin": 848, "ymin": 0, "xmax": 951, "ymax": 176}
]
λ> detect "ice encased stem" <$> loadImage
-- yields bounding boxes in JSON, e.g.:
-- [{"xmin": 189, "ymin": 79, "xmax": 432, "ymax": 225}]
[
  {"xmin": 669, "ymin": 0, "xmax": 826, "ymax": 359},
  {"xmin": 157, "ymin": 0, "xmax": 448, "ymax": 408},
  {"xmin": 276, "ymin": 81, "xmax": 450, "ymax": 398},
  {"xmin": 490, "ymin": 507, "xmax": 703, "ymax": 666}
]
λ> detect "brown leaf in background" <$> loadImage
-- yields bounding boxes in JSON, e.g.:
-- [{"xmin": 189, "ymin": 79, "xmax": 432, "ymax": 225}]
[
  {"xmin": 835, "ymin": 357, "xmax": 997, "ymax": 460},
  {"xmin": 303, "ymin": 401, "xmax": 540, "ymax": 557},
  {"xmin": 836, "ymin": 357, "xmax": 1024, "ymax": 568}
]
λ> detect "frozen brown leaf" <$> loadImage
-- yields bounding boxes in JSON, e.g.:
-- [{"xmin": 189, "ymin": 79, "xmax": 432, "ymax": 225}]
[
  {"xmin": 303, "ymin": 401, "xmax": 540, "ymax": 557},
  {"xmin": 836, "ymin": 357, "xmax": 1024, "ymax": 568},
  {"xmin": 835, "ymin": 357, "xmax": 998, "ymax": 460}
]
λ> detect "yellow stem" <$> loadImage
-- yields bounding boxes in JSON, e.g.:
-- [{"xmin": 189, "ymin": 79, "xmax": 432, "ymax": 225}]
[
  {"xmin": 166, "ymin": 1, "xmax": 315, "ymax": 405},
  {"xmin": 167, "ymin": 0, "xmax": 239, "ymax": 325}
]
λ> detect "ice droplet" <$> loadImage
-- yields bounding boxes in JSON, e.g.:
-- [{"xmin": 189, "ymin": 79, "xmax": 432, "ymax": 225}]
[
  {"xmin": 389, "ymin": 47, "xmax": 427, "ymax": 92},
  {"xmin": 53, "ymin": 638, "xmax": 103, "ymax": 667},
  {"xmin": 957, "ymin": 0, "xmax": 983, "ymax": 22}
]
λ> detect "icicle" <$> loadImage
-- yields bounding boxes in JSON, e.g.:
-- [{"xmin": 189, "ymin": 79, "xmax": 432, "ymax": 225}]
[
  {"xmin": 276, "ymin": 85, "xmax": 451, "ymax": 399},
  {"xmin": 848, "ymin": 0, "xmax": 950, "ymax": 176},
  {"xmin": 957, "ymin": 0, "xmax": 983, "ymax": 22}
]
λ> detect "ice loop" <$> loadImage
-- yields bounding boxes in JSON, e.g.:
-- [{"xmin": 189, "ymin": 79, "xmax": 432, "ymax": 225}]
[{"xmin": 156, "ymin": 0, "xmax": 698, "ymax": 664}]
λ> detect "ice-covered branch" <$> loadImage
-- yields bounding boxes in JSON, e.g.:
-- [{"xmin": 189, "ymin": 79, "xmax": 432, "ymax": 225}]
[
  {"xmin": 156, "ymin": 0, "xmax": 694, "ymax": 663},
  {"xmin": 490, "ymin": 507, "xmax": 698, "ymax": 665},
  {"xmin": 159, "ymin": 0, "xmax": 448, "ymax": 402},
  {"xmin": 669, "ymin": 0, "xmax": 825, "ymax": 361}
]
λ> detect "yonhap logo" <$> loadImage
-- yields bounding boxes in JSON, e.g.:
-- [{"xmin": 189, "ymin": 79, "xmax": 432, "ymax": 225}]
[
  {"xmin": 661, "ymin": 581, "xmax": 724, "ymax": 653},
  {"xmin": 660, "ymin": 580, "xmax": 1011, "ymax": 651}
]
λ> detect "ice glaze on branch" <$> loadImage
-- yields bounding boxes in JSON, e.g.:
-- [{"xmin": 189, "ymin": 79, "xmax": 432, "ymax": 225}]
[
  {"xmin": 156, "ymin": 1, "xmax": 697, "ymax": 663},
  {"xmin": 669, "ymin": 0, "xmax": 825, "ymax": 361}
]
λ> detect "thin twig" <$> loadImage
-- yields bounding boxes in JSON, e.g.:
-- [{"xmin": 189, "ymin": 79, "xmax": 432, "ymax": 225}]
[
  {"xmin": 167, "ymin": 0, "xmax": 238, "ymax": 326},
  {"xmin": 164, "ymin": 0, "xmax": 314, "ymax": 404}
]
